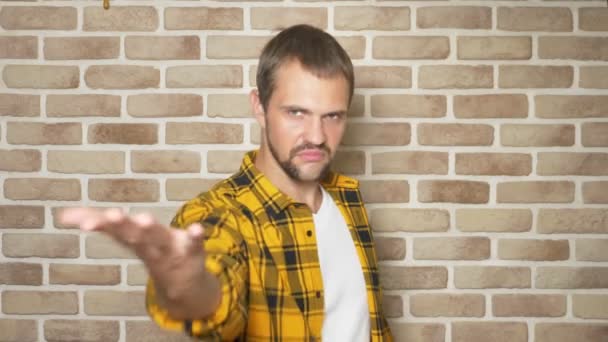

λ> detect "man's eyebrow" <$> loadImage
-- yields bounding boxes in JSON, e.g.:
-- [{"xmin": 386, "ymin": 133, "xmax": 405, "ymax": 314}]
[{"xmin": 279, "ymin": 105, "xmax": 312, "ymax": 114}]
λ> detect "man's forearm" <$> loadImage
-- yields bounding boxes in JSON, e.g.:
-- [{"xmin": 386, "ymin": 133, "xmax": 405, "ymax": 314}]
[{"xmin": 154, "ymin": 268, "xmax": 222, "ymax": 320}]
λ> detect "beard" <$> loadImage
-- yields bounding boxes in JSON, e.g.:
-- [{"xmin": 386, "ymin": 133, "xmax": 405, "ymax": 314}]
[{"xmin": 265, "ymin": 126, "xmax": 331, "ymax": 182}]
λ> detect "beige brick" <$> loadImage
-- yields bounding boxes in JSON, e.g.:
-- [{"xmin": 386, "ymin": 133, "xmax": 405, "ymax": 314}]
[
  {"xmin": 3, "ymin": 65, "xmax": 79, "ymax": 89},
  {"xmin": 251, "ymin": 122, "xmax": 261, "ymax": 144},
  {"xmin": 380, "ymin": 266, "xmax": 447, "ymax": 290},
  {"xmin": 580, "ymin": 7, "xmax": 608, "ymax": 31},
  {"xmin": 371, "ymin": 94, "xmax": 446, "ymax": 118},
  {"xmin": 207, "ymin": 35, "xmax": 269, "ymax": 59},
  {"xmin": 251, "ymin": 8, "xmax": 327, "ymax": 30},
  {"xmin": 577, "ymin": 239, "xmax": 608, "ymax": 262},
  {"xmin": 457, "ymin": 209, "xmax": 532, "ymax": 233},
  {"xmin": 349, "ymin": 94, "xmax": 365, "ymax": 117},
  {"xmin": 128, "ymin": 94, "xmax": 201, "ymax": 118},
  {"xmin": 453, "ymin": 322, "xmax": 527, "ymax": 342},
  {"xmin": 536, "ymin": 324, "xmax": 608, "ymax": 342},
  {"xmin": 85, "ymin": 65, "xmax": 159, "ymax": 89},
  {"xmin": 85, "ymin": 290, "xmax": 146, "ymax": 316},
  {"xmin": 132, "ymin": 150, "xmax": 200, "ymax": 173},
  {"xmin": 2, "ymin": 291, "xmax": 78, "ymax": 314},
  {"xmin": 8, "ymin": 122, "xmax": 81, "ymax": 145},
  {"xmin": 502, "ymin": 124, "xmax": 574, "ymax": 147},
  {"xmin": 0, "ymin": 6, "xmax": 76, "ymax": 30},
  {"xmin": 0, "ymin": 94, "xmax": 39, "ymax": 117},
  {"xmin": 456, "ymin": 153, "xmax": 531, "ymax": 176},
  {"xmin": 4, "ymin": 178, "xmax": 81, "ymax": 201},
  {"xmin": 411, "ymin": 294, "xmax": 485, "ymax": 317},
  {"xmin": 376, "ymin": 237, "xmax": 406, "ymax": 261},
  {"xmin": 88, "ymin": 123, "xmax": 157, "ymax": 145},
  {"xmin": 47, "ymin": 94, "xmax": 121, "ymax": 117},
  {"xmin": 583, "ymin": 181, "xmax": 608, "ymax": 204},
  {"xmin": 342, "ymin": 123, "xmax": 410, "ymax": 146},
  {"xmin": 539, "ymin": 36, "xmax": 608, "ymax": 61},
  {"xmin": 0, "ymin": 263, "xmax": 42, "ymax": 285},
  {"xmin": 573, "ymin": 295, "xmax": 608, "ymax": 319},
  {"xmin": 44, "ymin": 320, "xmax": 119, "ymax": 342},
  {"xmin": 0, "ymin": 205, "xmax": 44, "ymax": 229},
  {"xmin": 373, "ymin": 36, "xmax": 448, "ymax": 59},
  {"xmin": 419, "ymin": 180, "xmax": 489, "ymax": 204},
  {"xmin": 166, "ymin": 122, "xmax": 243, "ymax": 144},
  {"xmin": 360, "ymin": 180, "xmax": 408, "ymax": 204},
  {"xmin": 330, "ymin": 150, "xmax": 365, "ymax": 175},
  {"xmin": 336, "ymin": 36, "xmax": 366, "ymax": 60},
  {"xmin": 498, "ymin": 181, "xmax": 574, "ymax": 204},
  {"xmin": 48, "ymin": 151, "xmax": 125, "ymax": 174},
  {"xmin": 498, "ymin": 239, "xmax": 569, "ymax": 261},
  {"xmin": 89, "ymin": 179, "xmax": 159, "ymax": 202},
  {"xmin": 390, "ymin": 323, "xmax": 445, "ymax": 342},
  {"xmin": 355, "ymin": 66, "xmax": 411, "ymax": 88},
  {"xmin": 498, "ymin": 7, "xmax": 572, "ymax": 32},
  {"xmin": 455, "ymin": 266, "xmax": 531, "ymax": 289},
  {"xmin": 582, "ymin": 122, "xmax": 608, "ymax": 147},
  {"xmin": 127, "ymin": 263, "xmax": 148, "ymax": 286},
  {"xmin": 125, "ymin": 321, "xmax": 194, "ymax": 342},
  {"xmin": 0, "ymin": 149, "xmax": 41, "ymax": 172},
  {"xmin": 129, "ymin": 207, "xmax": 179, "ymax": 227},
  {"xmin": 536, "ymin": 95, "xmax": 608, "ymax": 118},
  {"xmin": 500, "ymin": 65, "xmax": 573, "ymax": 88},
  {"xmin": 335, "ymin": 6, "xmax": 409, "ymax": 31},
  {"xmin": 458, "ymin": 36, "xmax": 531, "ymax": 60},
  {"xmin": 0, "ymin": 36, "xmax": 37, "ymax": 59},
  {"xmin": 371, "ymin": 208, "xmax": 449, "ymax": 233},
  {"xmin": 537, "ymin": 152, "xmax": 608, "ymax": 176},
  {"xmin": 167, "ymin": 65, "xmax": 242, "ymax": 88},
  {"xmin": 418, "ymin": 6, "xmax": 491, "ymax": 29},
  {"xmin": 419, "ymin": 65, "xmax": 493, "ymax": 89},
  {"xmin": 539, "ymin": 209, "xmax": 608, "ymax": 234},
  {"xmin": 44, "ymin": 37, "xmax": 119, "ymax": 60},
  {"xmin": 126, "ymin": 36, "xmax": 200, "ymax": 60},
  {"xmin": 418, "ymin": 123, "xmax": 493, "ymax": 146},
  {"xmin": 382, "ymin": 295, "xmax": 403, "ymax": 319},
  {"xmin": 3, "ymin": 233, "xmax": 79, "ymax": 258},
  {"xmin": 165, "ymin": 7, "xmax": 243, "ymax": 30},
  {"xmin": 86, "ymin": 233, "xmax": 136, "ymax": 259},
  {"xmin": 84, "ymin": 6, "xmax": 158, "ymax": 31},
  {"xmin": 536, "ymin": 267, "xmax": 608, "ymax": 289},
  {"xmin": 207, "ymin": 94, "xmax": 250, "ymax": 118},
  {"xmin": 50, "ymin": 264, "xmax": 120, "ymax": 285},
  {"xmin": 493, "ymin": 294, "xmax": 565, "ymax": 317},
  {"xmin": 580, "ymin": 66, "xmax": 608, "ymax": 89},
  {"xmin": 414, "ymin": 237, "xmax": 490, "ymax": 260},
  {"xmin": 207, "ymin": 150, "xmax": 245, "ymax": 174},
  {"xmin": 454, "ymin": 94, "xmax": 528, "ymax": 119},
  {"xmin": 0, "ymin": 319, "xmax": 37, "ymax": 342},
  {"xmin": 166, "ymin": 178, "xmax": 220, "ymax": 201}
]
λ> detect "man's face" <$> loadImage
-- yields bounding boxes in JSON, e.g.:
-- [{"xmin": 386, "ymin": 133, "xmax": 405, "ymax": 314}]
[{"xmin": 257, "ymin": 60, "xmax": 349, "ymax": 183}]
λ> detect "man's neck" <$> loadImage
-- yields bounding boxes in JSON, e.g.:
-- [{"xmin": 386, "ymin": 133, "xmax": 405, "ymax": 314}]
[{"xmin": 254, "ymin": 147, "xmax": 324, "ymax": 213}]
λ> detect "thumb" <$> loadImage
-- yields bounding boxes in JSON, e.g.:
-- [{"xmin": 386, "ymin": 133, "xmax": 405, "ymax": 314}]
[{"xmin": 185, "ymin": 223, "xmax": 205, "ymax": 255}]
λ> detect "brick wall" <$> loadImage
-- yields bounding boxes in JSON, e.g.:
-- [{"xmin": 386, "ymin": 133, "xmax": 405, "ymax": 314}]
[{"xmin": 1, "ymin": 1, "xmax": 607, "ymax": 341}]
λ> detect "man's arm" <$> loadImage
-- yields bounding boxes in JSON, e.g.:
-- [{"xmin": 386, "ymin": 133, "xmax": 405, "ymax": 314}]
[{"xmin": 59, "ymin": 207, "xmax": 222, "ymax": 320}]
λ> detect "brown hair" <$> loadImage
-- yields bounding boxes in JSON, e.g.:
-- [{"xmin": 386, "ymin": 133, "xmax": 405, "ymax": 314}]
[{"xmin": 256, "ymin": 24, "xmax": 354, "ymax": 111}]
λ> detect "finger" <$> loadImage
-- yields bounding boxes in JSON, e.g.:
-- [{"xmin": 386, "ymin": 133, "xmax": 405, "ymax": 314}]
[
  {"xmin": 185, "ymin": 223, "xmax": 205, "ymax": 255},
  {"xmin": 59, "ymin": 207, "xmax": 105, "ymax": 229}
]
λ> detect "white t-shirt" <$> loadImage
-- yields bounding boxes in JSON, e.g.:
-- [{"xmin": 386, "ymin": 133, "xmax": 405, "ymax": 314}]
[{"xmin": 313, "ymin": 187, "xmax": 370, "ymax": 341}]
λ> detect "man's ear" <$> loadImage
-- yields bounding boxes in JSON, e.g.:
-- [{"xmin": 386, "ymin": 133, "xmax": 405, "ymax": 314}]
[{"xmin": 249, "ymin": 89, "xmax": 266, "ymax": 129}]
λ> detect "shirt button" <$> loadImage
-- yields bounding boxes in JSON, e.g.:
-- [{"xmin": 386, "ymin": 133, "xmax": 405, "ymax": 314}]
[
  {"xmin": 306, "ymin": 230, "xmax": 313, "ymax": 237},
  {"xmin": 315, "ymin": 291, "xmax": 321, "ymax": 298}
]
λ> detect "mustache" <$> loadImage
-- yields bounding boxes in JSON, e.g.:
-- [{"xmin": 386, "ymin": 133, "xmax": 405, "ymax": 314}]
[{"xmin": 289, "ymin": 142, "xmax": 330, "ymax": 158}]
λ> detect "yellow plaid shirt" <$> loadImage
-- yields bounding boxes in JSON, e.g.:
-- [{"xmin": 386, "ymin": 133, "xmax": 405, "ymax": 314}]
[{"xmin": 146, "ymin": 150, "xmax": 393, "ymax": 341}]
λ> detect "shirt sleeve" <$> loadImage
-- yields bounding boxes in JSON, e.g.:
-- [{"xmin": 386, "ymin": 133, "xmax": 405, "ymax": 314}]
[{"xmin": 145, "ymin": 196, "xmax": 249, "ymax": 341}]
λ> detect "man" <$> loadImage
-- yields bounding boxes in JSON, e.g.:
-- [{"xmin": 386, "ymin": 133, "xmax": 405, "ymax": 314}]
[{"xmin": 61, "ymin": 24, "xmax": 393, "ymax": 341}]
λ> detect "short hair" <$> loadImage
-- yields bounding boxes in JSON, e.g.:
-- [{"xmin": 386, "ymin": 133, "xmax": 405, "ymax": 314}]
[{"xmin": 256, "ymin": 24, "xmax": 354, "ymax": 111}]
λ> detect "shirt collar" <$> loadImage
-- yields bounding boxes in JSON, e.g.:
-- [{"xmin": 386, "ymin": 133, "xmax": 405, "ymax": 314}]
[{"xmin": 233, "ymin": 150, "xmax": 359, "ymax": 213}]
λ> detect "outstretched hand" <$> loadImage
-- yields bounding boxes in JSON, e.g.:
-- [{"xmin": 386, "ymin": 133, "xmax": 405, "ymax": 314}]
[{"xmin": 59, "ymin": 207, "xmax": 221, "ymax": 319}]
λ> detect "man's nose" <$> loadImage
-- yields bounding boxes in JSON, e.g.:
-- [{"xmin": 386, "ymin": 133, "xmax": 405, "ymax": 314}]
[{"xmin": 305, "ymin": 117, "xmax": 326, "ymax": 146}]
